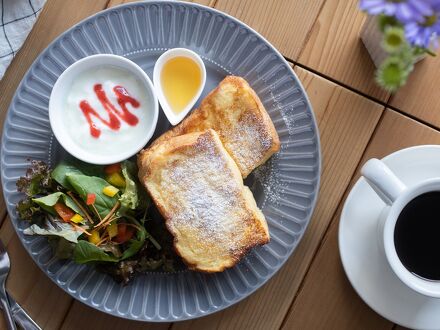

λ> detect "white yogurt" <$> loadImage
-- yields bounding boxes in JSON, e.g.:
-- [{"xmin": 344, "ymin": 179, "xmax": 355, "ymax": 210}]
[{"xmin": 64, "ymin": 66, "xmax": 152, "ymax": 157}]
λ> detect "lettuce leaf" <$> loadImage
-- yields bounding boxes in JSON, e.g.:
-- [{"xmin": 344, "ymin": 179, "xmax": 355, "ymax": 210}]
[
  {"xmin": 119, "ymin": 160, "xmax": 150, "ymax": 211},
  {"xmin": 16, "ymin": 198, "xmax": 45, "ymax": 223},
  {"xmin": 74, "ymin": 218, "xmax": 147, "ymax": 264},
  {"xmin": 120, "ymin": 224, "xmax": 146, "ymax": 260},
  {"xmin": 48, "ymin": 237, "xmax": 75, "ymax": 259},
  {"xmin": 32, "ymin": 192, "xmax": 83, "ymax": 215},
  {"xmin": 23, "ymin": 219, "xmax": 83, "ymax": 243},
  {"xmin": 119, "ymin": 161, "xmax": 138, "ymax": 210},
  {"xmin": 66, "ymin": 174, "xmax": 118, "ymax": 218},
  {"xmin": 51, "ymin": 163, "xmax": 83, "ymax": 190},
  {"xmin": 73, "ymin": 240, "xmax": 119, "ymax": 264},
  {"xmin": 51, "ymin": 160, "xmax": 103, "ymax": 190},
  {"xmin": 16, "ymin": 160, "xmax": 53, "ymax": 197}
]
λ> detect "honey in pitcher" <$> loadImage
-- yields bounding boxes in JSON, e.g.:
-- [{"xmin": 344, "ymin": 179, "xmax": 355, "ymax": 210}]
[{"xmin": 161, "ymin": 56, "xmax": 202, "ymax": 114}]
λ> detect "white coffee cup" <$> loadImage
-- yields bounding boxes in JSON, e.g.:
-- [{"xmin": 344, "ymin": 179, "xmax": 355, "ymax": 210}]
[{"xmin": 361, "ymin": 158, "xmax": 440, "ymax": 298}]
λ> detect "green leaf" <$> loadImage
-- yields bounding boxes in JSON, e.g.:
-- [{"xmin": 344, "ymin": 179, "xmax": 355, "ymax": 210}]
[
  {"xmin": 32, "ymin": 193, "xmax": 60, "ymax": 215},
  {"xmin": 52, "ymin": 160, "xmax": 103, "ymax": 190},
  {"xmin": 120, "ymin": 225, "xmax": 146, "ymax": 260},
  {"xmin": 32, "ymin": 192, "xmax": 83, "ymax": 216},
  {"xmin": 66, "ymin": 174, "xmax": 118, "ymax": 218},
  {"xmin": 74, "ymin": 221, "xmax": 147, "ymax": 263},
  {"xmin": 73, "ymin": 240, "xmax": 119, "ymax": 264},
  {"xmin": 16, "ymin": 198, "xmax": 45, "ymax": 223},
  {"xmin": 99, "ymin": 243, "xmax": 122, "ymax": 258},
  {"xmin": 16, "ymin": 160, "xmax": 52, "ymax": 196},
  {"xmin": 23, "ymin": 220, "xmax": 83, "ymax": 243},
  {"xmin": 120, "ymin": 160, "xmax": 151, "ymax": 212},
  {"xmin": 119, "ymin": 161, "xmax": 139, "ymax": 210},
  {"xmin": 52, "ymin": 163, "xmax": 83, "ymax": 190},
  {"xmin": 64, "ymin": 196, "xmax": 82, "ymax": 214},
  {"xmin": 48, "ymin": 237, "xmax": 75, "ymax": 259}
]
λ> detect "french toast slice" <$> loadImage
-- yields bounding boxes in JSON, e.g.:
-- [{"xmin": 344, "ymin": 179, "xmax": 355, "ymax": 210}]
[
  {"xmin": 138, "ymin": 129, "xmax": 270, "ymax": 272},
  {"xmin": 151, "ymin": 76, "xmax": 280, "ymax": 178}
]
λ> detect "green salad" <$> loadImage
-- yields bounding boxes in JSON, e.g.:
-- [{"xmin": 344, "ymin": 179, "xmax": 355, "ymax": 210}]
[{"xmin": 16, "ymin": 159, "xmax": 179, "ymax": 284}]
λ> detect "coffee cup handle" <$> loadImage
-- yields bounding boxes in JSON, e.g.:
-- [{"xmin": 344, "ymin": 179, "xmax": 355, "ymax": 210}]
[{"xmin": 361, "ymin": 158, "xmax": 407, "ymax": 205}]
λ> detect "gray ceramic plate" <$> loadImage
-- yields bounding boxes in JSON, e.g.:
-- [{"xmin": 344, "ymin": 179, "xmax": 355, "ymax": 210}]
[{"xmin": 1, "ymin": 1, "xmax": 320, "ymax": 322}]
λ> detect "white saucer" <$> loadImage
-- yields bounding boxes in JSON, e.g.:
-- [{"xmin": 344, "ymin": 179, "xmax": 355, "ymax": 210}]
[{"xmin": 339, "ymin": 145, "xmax": 440, "ymax": 330}]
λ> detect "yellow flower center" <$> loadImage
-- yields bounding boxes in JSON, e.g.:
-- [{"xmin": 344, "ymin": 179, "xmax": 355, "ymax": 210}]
[
  {"xmin": 423, "ymin": 15, "xmax": 438, "ymax": 27},
  {"xmin": 387, "ymin": 34, "xmax": 402, "ymax": 47}
]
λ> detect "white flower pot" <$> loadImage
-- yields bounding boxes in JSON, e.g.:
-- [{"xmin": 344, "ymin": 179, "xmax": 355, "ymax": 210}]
[
  {"xmin": 360, "ymin": 16, "xmax": 425, "ymax": 68},
  {"xmin": 360, "ymin": 16, "xmax": 387, "ymax": 68}
]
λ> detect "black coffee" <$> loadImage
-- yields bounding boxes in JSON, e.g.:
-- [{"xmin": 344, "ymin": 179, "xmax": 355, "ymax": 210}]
[{"xmin": 394, "ymin": 191, "xmax": 440, "ymax": 281}]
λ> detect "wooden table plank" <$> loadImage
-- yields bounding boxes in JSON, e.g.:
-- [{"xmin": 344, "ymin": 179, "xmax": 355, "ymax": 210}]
[
  {"xmin": 282, "ymin": 110, "xmax": 440, "ymax": 329},
  {"xmin": 170, "ymin": 67, "xmax": 383, "ymax": 330},
  {"xmin": 0, "ymin": 218, "xmax": 72, "ymax": 330},
  {"xmin": 389, "ymin": 56, "xmax": 440, "ymax": 129},
  {"xmin": 298, "ymin": 0, "xmax": 389, "ymax": 102},
  {"xmin": 282, "ymin": 208, "xmax": 393, "ymax": 330},
  {"xmin": 213, "ymin": 0, "xmax": 325, "ymax": 60},
  {"xmin": 0, "ymin": 187, "xmax": 6, "ymax": 226}
]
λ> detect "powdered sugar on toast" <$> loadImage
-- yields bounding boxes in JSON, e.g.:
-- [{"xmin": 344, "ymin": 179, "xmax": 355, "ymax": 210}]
[{"xmin": 138, "ymin": 130, "xmax": 269, "ymax": 272}]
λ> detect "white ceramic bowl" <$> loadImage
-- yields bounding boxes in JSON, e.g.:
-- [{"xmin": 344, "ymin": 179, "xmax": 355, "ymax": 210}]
[
  {"xmin": 153, "ymin": 48, "xmax": 206, "ymax": 126},
  {"xmin": 49, "ymin": 54, "xmax": 158, "ymax": 164}
]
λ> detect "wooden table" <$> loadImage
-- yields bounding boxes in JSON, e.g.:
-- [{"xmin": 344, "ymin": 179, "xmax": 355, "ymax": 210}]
[{"xmin": 1, "ymin": 0, "xmax": 439, "ymax": 329}]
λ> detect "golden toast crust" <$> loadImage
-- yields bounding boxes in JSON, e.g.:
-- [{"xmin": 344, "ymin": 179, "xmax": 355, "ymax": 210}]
[
  {"xmin": 138, "ymin": 130, "xmax": 270, "ymax": 272},
  {"xmin": 149, "ymin": 76, "xmax": 280, "ymax": 178}
]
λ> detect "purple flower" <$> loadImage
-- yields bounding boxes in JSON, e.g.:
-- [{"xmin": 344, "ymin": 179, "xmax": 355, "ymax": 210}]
[
  {"xmin": 360, "ymin": 0, "xmax": 432, "ymax": 22},
  {"xmin": 405, "ymin": 12, "xmax": 440, "ymax": 48},
  {"xmin": 429, "ymin": 0, "xmax": 440, "ymax": 11}
]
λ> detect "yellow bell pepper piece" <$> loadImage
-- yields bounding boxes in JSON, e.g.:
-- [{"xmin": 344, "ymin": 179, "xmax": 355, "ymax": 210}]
[
  {"xmin": 70, "ymin": 214, "xmax": 84, "ymax": 224},
  {"xmin": 88, "ymin": 230, "xmax": 100, "ymax": 245},
  {"xmin": 107, "ymin": 221, "xmax": 118, "ymax": 238},
  {"xmin": 106, "ymin": 172, "xmax": 126, "ymax": 188},
  {"xmin": 102, "ymin": 185, "xmax": 119, "ymax": 197}
]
